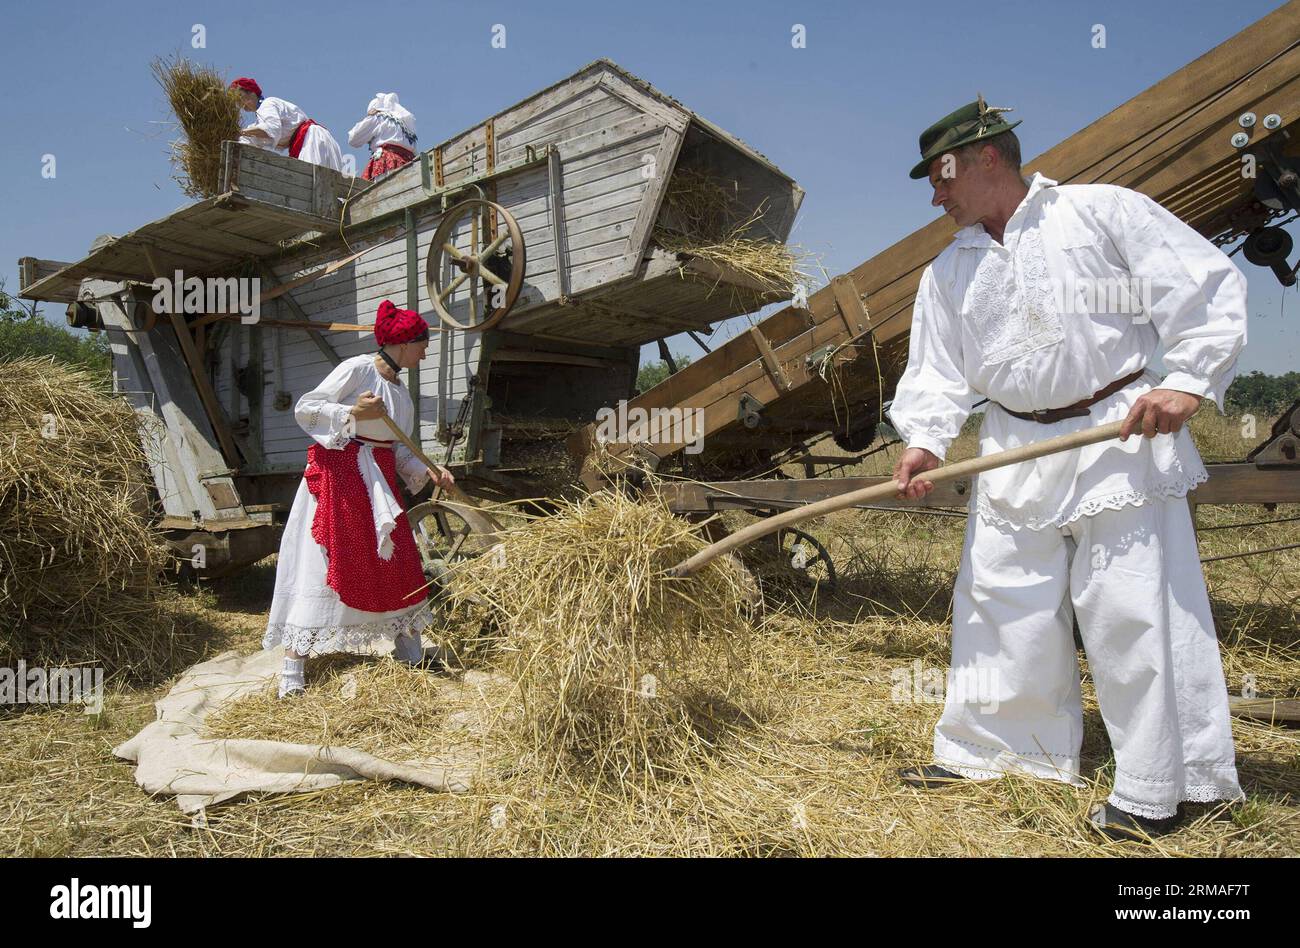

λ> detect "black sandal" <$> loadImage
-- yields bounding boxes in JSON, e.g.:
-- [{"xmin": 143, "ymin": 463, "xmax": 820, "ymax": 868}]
[
  {"xmin": 1087, "ymin": 802, "xmax": 1182, "ymax": 843},
  {"xmin": 899, "ymin": 764, "xmax": 968, "ymax": 789}
]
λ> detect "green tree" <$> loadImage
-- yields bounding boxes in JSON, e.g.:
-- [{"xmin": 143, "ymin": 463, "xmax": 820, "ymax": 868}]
[
  {"xmin": 0, "ymin": 279, "xmax": 111, "ymax": 379},
  {"xmin": 636, "ymin": 353, "xmax": 692, "ymax": 394},
  {"xmin": 1224, "ymin": 370, "xmax": 1300, "ymax": 416}
]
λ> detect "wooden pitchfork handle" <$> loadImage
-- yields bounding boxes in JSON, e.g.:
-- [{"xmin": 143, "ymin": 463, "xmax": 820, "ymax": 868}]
[
  {"xmin": 380, "ymin": 413, "xmax": 453, "ymax": 503},
  {"xmin": 667, "ymin": 419, "xmax": 1128, "ymax": 579}
]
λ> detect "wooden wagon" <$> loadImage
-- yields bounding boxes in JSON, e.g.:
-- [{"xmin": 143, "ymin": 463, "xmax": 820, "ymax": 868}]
[{"xmin": 18, "ymin": 59, "xmax": 803, "ymax": 575}]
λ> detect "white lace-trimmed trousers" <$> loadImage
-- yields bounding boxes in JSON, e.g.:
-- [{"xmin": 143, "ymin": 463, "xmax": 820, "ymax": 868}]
[{"xmin": 932, "ymin": 495, "xmax": 1245, "ymax": 819}]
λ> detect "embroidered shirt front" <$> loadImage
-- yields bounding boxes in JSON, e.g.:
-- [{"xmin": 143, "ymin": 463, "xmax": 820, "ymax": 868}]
[{"xmin": 889, "ymin": 173, "xmax": 1248, "ymax": 529}]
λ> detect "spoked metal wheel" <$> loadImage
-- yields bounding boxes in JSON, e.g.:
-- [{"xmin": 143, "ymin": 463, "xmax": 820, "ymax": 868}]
[
  {"xmin": 425, "ymin": 199, "xmax": 525, "ymax": 333},
  {"xmin": 407, "ymin": 498, "xmax": 502, "ymax": 595},
  {"xmin": 765, "ymin": 527, "xmax": 838, "ymax": 596}
]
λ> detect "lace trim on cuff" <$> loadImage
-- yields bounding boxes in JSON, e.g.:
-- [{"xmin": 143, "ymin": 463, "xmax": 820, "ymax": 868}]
[
  {"xmin": 324, "ymin": 406, "xmax": 352, "ymax": 449},
  {"xmin": 302, "ymin": 403, "xmax": 352, "ymax": 448},
  {"xmin": 1109, "ymin": 783, "xmax": 1244, "ymax": 821}
]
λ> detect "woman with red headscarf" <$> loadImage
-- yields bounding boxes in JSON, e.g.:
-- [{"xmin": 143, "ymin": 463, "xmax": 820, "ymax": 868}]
[
  {"xmin": 230, "ymin": 76, "xmax": 345, "ymax": 173},
  {"xmin": 264, "ymin": 299, "xmax": 454, "ymax": 698}
]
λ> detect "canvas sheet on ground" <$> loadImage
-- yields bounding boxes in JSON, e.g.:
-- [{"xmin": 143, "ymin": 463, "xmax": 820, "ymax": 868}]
[{"xmin": 113, "ymin": 647, "xmax": 493, "ymax": 814}]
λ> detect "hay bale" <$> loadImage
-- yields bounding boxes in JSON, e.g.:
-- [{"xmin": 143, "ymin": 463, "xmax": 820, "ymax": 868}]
[
  {"xmin": 151, "ymin": 55, "xmax": 242, "ymax": 199},
  {"xmin": 0, "ymin": 357, "xmax": 196, "ymax": 682},
  {"xmin": 444, "ymin": 490, "xmax": 764, "ymax": 780}
]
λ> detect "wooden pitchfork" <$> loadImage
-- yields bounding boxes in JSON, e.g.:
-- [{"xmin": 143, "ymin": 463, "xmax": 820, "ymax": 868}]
[
  {"xmin": 379, "ymin": 413, "xmax": 491, "ymax": 560},
  {"xmin": 668, "ymin": 420, "xmax": 1129, "ymax": 578}
]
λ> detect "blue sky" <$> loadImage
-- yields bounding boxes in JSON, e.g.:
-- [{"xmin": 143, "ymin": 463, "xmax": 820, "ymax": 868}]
[{"xmin": 2, "ymin": 0, "xmax": 1295, "ymax": 374}]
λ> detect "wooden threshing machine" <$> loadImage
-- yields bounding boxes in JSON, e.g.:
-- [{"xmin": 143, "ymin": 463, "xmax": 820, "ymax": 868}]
[{"xmin": 18, "ymin": 60, "xmax": 803, "ymax": 575}]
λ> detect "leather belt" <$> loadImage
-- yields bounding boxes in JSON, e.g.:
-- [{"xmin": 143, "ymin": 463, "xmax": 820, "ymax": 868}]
[{"xmin": 997, "ymin": 369, "xmax": 1146, "ymax": 424}]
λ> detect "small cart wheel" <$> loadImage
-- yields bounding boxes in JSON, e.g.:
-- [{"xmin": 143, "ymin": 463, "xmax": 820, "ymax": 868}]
[
  {"xmin": 766, "ymin": 527, "xmax": 838, "ymax": 596},
  {"xmin": 425, "ymin": 199, "xmax": 525, "ymax": 333},
  {"xmin": 407, "ymin": 498, "xmax": 502, "ymax": 595}
]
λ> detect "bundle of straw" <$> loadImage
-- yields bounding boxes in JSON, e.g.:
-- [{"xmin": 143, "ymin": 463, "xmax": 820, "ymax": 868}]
[
  {"xmin": 445, "ymin": 490, "xmax": 763, "ymax": 779},
  {"xmin": 152, "ymin": 55, "xmax": 242, "ymax": 199},
  {"xmin": 653, "ymin": 168, "xmax": 811, "ymax": 298},
  {"xmin": 0, "ymin": 358, "xmax": 196, "ymax": 682}
]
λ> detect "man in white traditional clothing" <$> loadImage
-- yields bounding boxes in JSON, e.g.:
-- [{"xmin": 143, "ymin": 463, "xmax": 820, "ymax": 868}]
[
  {"xmin": 230, "ymin": 77, "xmax": 345, "ymax": 172},
  {"xmin": 266, "ymin": 299, "xmax": 455, "ymax": 698},
  {"xmin": 349, "ymin": 92, "xmax": 418, "ymax": 180},
  {"xmin": 888, "ymin": 97, "xmax": 1249, "ymax": 842}
]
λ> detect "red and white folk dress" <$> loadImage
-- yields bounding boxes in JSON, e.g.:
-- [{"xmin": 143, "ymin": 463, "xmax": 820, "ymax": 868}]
[
  {"xmin": 263, "ymin": 354, "xmax": 431, "ymax": 656},
  {"xmin": 348, "ymin": 93, "xmax": 418, "ymax": 181}
]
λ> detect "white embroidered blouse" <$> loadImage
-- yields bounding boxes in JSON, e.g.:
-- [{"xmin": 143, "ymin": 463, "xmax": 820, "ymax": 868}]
[
  {"xmin": 241, "ymin": 96, "xmax": 311, "ymax": 149},
  {"xmin": 347, "ymin": 93, "xmax": 418, "ymax": 153},
  {"xmin": 889, "ymin": 173, "xmax": 1248, "ymax": 530}
]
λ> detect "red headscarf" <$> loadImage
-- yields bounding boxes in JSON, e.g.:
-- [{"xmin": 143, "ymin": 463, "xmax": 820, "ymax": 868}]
[
  {"xmin": 374, "ymin": 300, "xmax": 429, "ymax": 346},
  {"xmin": 230, "ymin": 77, "xmax": 263, "ymax": 98}
]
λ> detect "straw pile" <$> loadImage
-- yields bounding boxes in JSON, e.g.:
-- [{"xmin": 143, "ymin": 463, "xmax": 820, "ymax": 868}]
[
  {"xmin": 0, "ymin": 357, "xmax": 196, "ymax": 682},
  {"xmin": 443, "ymin": 490, "xmax": 766, "ymax": 780},
  {"xmin": 5, "ymin": 411, "xmax": 1300, "ymax": 855},
  {"xmin": 653, "ymin": 167, "xmax": 812, "ymax": 298},
  {"xmin": 152, "ymin": 55, "xmax": 242, "ymax": 199}
]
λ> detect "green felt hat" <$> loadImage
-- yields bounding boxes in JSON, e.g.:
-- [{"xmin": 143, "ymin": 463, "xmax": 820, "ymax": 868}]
[{"xmin": 909, "ymin": 94, "xmax": 1021, "ymax": 179}]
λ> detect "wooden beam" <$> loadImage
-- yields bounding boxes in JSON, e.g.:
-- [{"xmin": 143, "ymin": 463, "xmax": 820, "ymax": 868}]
[
  {"xmin": 492, "ymin": 348, "xmax": 620, "ymax": 369},
  {"xmin": 167, "ymin": 311, "xmax": 241, "ymax": 464},
  {"xmin": 830, "ymin": 275, "xmax": 870, "ymax": 337},
  {"xmin": 190, "ymin": 313, "xmax": 370, "ymax": 333},
  {"xmin": 1229, "ymin": 696, "xmax": 1300, "ymax": 726},
  {"xmin": 747, "ymin": 326, "xmax": 789, "ymax": 393}
]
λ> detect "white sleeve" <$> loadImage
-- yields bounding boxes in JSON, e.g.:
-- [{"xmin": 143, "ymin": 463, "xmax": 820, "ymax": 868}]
[
  {"xmin": 348, "ymin": 114, "xmax": 379, "ymax": 149},
  {"xmin": 394, "ymin": 442, "xmax": 432, "ymax": 494},
  {"xmin": 887, "ymin": 266, "xmax": 976, "ymax": 461},
  {"xmin": 295, "ymin": 360, "xmax": 366, "ymax": 449},
  {"xmin": 1109, "ymin": 189, "xmax": 1248, "ymax": 409},
  {"xmin": 248, "ymin": 99, "xmax": 288, "ymax": 147}
]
